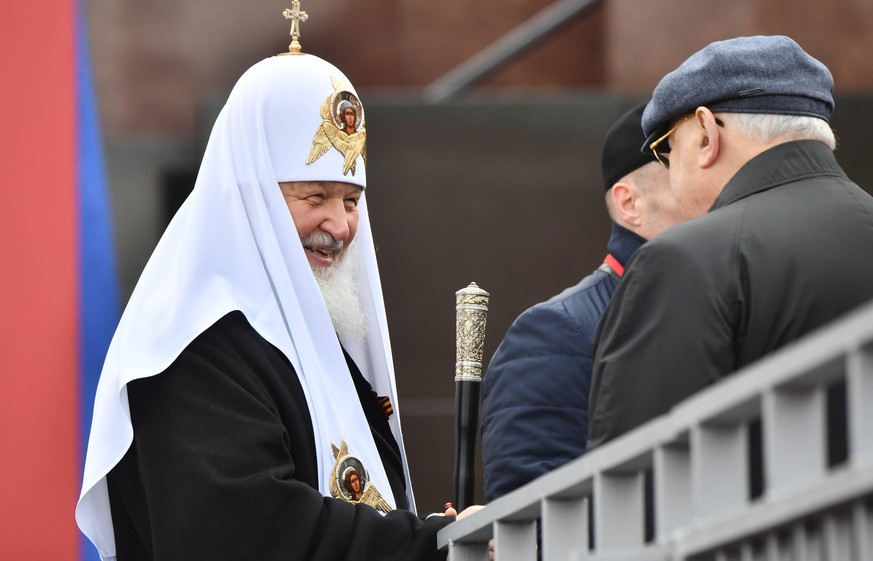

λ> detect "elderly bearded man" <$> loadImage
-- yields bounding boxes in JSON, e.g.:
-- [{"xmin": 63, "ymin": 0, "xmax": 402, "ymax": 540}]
[
  {"xmin": 588, "ymin": 35, "xmax": 873, "ymax": 449},
  {"xmin": 76, "ymin": 33, "xmax": 479, "ymax": 561}
]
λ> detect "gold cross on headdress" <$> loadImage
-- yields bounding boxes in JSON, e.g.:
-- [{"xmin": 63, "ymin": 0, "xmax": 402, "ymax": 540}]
[{"xmin": 282, "ymin": 0, "xmax": 309, "ymax": 54}]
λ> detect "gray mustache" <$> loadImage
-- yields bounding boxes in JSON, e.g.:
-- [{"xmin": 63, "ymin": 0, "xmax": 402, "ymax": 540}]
[{"xmin": 301, "ymin": 231, "xmax": 343, "ymax": 254}]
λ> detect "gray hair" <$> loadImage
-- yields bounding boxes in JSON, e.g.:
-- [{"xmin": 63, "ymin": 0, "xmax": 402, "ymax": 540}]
[{"xmin": 721, "ymin": 113, "xmax": 836, "ymax": 151}]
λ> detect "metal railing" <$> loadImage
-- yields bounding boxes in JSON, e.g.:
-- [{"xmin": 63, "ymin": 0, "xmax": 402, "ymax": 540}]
[{"xmin": 439, "ymin": 300, "xmax": 873, "ymax": 560}]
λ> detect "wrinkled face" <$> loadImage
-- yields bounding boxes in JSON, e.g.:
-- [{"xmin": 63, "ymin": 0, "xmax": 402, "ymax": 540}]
[
  {"xmin": 279, "ymin": 181, "xmax": 362, "ymax": 270},
  {"xmin": 662, "ymin": 112, "xmax": 725, "ymax": 219}
]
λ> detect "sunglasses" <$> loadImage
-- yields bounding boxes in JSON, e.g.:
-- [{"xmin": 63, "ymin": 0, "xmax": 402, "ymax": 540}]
[{"xmin": 649, "ymin": 113, "xmax": 724, "ymax": 169}]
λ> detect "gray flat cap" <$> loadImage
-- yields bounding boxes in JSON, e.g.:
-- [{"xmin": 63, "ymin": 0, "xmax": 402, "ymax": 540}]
[{"xmin": 641, "ymin": 35, "xmax": 834, "ymax": 152}]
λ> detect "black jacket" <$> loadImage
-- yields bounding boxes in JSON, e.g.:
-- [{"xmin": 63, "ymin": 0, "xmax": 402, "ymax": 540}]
[
  {"xmin": 589, "ymin": 140, "xmax": 873, "ymax": 448},
  {"xmin": 107, "ymin": 311, "xmax": 450, "ymax": 561}
]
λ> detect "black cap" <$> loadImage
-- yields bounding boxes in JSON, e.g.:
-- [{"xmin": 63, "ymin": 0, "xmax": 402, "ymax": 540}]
[{"xmin": 601, "ymin": 103, "xmax": 657, "ymax": 191}]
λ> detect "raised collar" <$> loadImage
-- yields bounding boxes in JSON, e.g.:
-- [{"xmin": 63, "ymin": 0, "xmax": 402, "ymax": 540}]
[
  {"xmin": 606, "ymin": 222, "xmax": 647, "ymax": 268},
  {"xmin": 712, "ymin": 140, "xmax": 846, "ymax": 211}
]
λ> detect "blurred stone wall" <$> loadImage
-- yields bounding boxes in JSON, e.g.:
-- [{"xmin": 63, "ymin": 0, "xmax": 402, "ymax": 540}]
[{"xmin": 86, "ymin": 0, "xmax": 872, "ymax": 137}]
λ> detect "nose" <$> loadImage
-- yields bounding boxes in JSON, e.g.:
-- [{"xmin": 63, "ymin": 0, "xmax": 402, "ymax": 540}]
[{"xmin": 319, "ymin": 199, "xmax": 351, "ymax": 242}]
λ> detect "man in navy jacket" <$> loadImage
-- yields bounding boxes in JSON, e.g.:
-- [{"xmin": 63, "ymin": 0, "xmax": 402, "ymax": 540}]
[{"xmin": 480, "ymin": 104, "xmax": 685, "ymax": 501}]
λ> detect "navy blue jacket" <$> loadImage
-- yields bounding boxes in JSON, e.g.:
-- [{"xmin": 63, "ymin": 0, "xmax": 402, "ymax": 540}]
[{"xmin": 480, "ymin": 224, "xmax": 645, "ymax": 501}]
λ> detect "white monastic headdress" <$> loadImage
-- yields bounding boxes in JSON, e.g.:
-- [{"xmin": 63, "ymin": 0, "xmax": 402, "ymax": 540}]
[{"xmin": 76, "ymin": 52, "xmax": 415, "ymax": 560}]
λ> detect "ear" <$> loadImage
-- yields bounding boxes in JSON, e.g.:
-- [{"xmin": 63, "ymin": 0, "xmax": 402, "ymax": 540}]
[
  {"xmin": 610, "ymin": 182, "xmax": 642, "ymax": 227},
  {"xmin": 695, "ymin": 107, "xmax": 721, "ymax": 169}
]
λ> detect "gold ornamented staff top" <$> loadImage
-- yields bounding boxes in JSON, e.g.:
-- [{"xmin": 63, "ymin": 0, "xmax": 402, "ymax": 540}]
[
  {"xmin": 282, "ymin": 0, "xmax": 309, "ymax": 54},
  {"xmin": 455, "ymin": 282, "xmax": 490, "ymax": 382}
]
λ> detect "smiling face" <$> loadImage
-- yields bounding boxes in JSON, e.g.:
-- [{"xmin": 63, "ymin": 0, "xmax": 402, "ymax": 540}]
[{"xmin": 279, "ymin": 181, "xmax": 363, "ymax": 270}]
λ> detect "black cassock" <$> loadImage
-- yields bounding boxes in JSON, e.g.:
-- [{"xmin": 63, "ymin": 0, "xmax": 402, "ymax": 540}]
[{"xmin": 107, "ymin": 311, "xmax": 450, "ymax": 561}]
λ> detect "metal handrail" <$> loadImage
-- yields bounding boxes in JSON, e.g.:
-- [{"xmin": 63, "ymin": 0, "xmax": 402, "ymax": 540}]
[
  {"xmin": 439, "ymin": 299, "xmax": 873, "ymax": 560},
  {"xmin": 423, "ymin": 0, "xmax": 603, "ymax": 104}
]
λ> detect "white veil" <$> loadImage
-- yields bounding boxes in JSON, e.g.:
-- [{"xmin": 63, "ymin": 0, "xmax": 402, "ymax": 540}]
[{"xmin": 76, "ymin": 54, "xmax": 415, "ymax": 560}]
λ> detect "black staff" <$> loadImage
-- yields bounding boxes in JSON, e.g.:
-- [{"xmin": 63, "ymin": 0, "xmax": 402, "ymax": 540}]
[{"xmin": 453, "ymin": 282, "xmax": 489, "ymax": 511}]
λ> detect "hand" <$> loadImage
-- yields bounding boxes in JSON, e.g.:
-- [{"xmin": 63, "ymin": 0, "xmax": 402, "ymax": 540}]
[
  {"xmin": 455, "ymin": 504, "xmax": 484, "ymax": 521},
  {"xmin": 428, "ymin": 503, "xmax": 483, "ymax": 520},
  {"xmin": 457, "ymin": 507, "xmax": 490, "ymax": 560},
  {"xmin": 439, "ymin": 506, "xmax": 489, "ymax": 561},
  {"xmin": 426, "ymin": 503, "xmax": 459, "ymax": 519}
]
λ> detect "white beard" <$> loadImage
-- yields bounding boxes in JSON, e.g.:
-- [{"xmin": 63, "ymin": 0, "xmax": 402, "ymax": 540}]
[{"xmin": 310, "ymin": 238, "xmax": 367, "ymax": 344}]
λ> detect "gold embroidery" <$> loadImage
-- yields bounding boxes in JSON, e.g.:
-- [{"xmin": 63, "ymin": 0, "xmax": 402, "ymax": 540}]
[
  {"xmin": 306, "ymin": 77, "xmax": 367, "ymax": 176},
  {"xmin": 329, "ymin": 440, "xmax": 392, "ymax": 513}
]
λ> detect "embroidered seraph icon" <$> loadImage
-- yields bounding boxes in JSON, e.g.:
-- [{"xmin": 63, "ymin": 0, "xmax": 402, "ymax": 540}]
[
  {"xmin": 329, "ymin": 440, "xmax": 392, "ymax": 513},
  {"xmin": 307, "ymin": 77, "xmax": 367, "ymax": 176}
]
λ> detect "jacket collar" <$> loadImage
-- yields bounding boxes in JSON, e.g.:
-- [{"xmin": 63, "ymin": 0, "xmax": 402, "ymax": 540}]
[
  {"xmin": 712, "ymin": 140, "xmax": 846, "ymax": 211},
  {"xmin": 606, "ymin": 222, "xmax": 647, "ymax": 268}
]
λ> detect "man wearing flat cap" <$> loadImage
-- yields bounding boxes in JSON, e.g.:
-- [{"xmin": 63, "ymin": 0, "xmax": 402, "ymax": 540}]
[
  {"xmin": 588, "ymin": 35, "xmax": 873, "ymax": 449},
  {"xmin": 481, "ymin": 103, "xmax": 684, "ymax": 501}
]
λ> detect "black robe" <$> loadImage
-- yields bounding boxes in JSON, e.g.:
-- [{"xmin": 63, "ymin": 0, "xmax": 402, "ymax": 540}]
[{"xmin": 107, "ymin": 311, "xmax": 451, "ymax": 561}]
